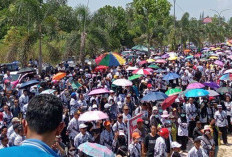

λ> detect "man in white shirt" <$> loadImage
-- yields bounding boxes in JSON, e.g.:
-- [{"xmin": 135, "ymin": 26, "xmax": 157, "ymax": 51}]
[
  {"xmin": 186, "ymin": 98, "xmax": 197, "ymax": 138},
  {"xmin": 188, "ymin": 137, "xmax": 207, "ymax": 157},
  {"xmin": 154, "ymin": 128, "xmax": 170, "ymax": 157},
  {"xmin": 14, "ymin": 125, "xmax": 25, "ymax": 146},
  {"xmin": 0, "ymin": 135, "xmax": 9, "ymax": 149},
  {"xmin": 19, "ymin": 90, "xmax": 29, "ymax": 110}
]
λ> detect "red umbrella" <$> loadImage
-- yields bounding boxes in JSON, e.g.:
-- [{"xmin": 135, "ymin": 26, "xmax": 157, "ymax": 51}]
[
  {"xmin": 95, "ymin": 65, "xmax": 108, "ymax": 71},
  {"xmin": 161, "ymin": 95, "xmax": 178, "ymax": 110}
]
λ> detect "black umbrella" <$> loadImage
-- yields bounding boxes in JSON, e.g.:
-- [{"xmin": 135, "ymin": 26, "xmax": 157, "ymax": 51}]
[
  {"xmin": 19, "ymin": 80, "xmax": 39, "ymax": 89},
  {"xmin": 17, "ymin": 67, "xmax": 36, "ymax": 74}
]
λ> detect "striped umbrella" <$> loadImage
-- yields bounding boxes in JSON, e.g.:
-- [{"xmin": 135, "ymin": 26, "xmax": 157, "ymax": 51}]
[{"xmin": 95, "ymin": 52, "xmax": 125, "ymax": 66}]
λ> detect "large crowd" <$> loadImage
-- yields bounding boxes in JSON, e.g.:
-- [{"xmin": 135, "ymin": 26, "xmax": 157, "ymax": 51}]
[{"xmin": 0, "ymin": 45, "xmax": 232, "ymax": 157}]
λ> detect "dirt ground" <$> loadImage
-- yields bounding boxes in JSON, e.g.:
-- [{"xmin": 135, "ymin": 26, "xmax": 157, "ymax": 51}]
[{"xmin": 179, "ymin": 135, "xmax": 232, "ymax": 157}]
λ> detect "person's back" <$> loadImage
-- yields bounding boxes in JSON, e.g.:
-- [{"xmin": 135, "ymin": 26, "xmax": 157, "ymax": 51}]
[{"xmin": 0, "ymin": 94, "xmax": 64, "ymax": 157}]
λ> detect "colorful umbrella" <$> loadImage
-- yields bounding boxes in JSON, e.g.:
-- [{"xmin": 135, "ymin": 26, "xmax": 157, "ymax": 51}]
[
  {"xmin": 40, "ymin": 89, "xmax": 56, "ymax": 95},
  {"xmin": 161, "ymin": 95, "xmax": 178, "ymax": 110},
  {"xmin": 147, "ymin": 59, "xmax": 155, "ymax": 63},
  {"xmin": 88, "ymin": 88, "xmax": 110, "ymax": 96},
  {"xmin": 148, "ymin": 64, "xmax": 159, "ymax": 69},
  {"xmin": 203, "ymin": 82, "xmax": 220, "ymax": 89},
  {"xmin": 185, "ymin": 55, "xmax": 193, "ymax": 59},
  {"xmin": 155, "ymin": 59, "xmax": 167, "ymax": 64},
  {"xmin": 128, "ymin": 74, "xmax": 142, "ymax": 81},
  {"xmin": 112, "ymin": 79, "xmax": 132, "ymax": 86},
  {"xmin": 223, "ymin": 69, "xmax": 232, "ymax": 74},
  {"xmin": 219, "ymin": 74, "xmax": 232, "ymax": 81},
  {"xmin": 126, "ymin": 66, "xmax": 138, "ymax": 71},
  {"xmin": 165, "ymin": 88, "xmax": 182, "ymax": 96},
  {"xmin": 132, "ymin": 68, "xmax": 151, "ymax": 75},
  {"xmin": 207, "ymin": 90, "xmax": 219, "ymax": 97},
  {"xmin": 71, "ymin": 81, "xmax": 82, "ymax": 89},
  {"xmin": 95, "ymin": 65, "xmax": 108, "ymax": 71},
  {"xmin": 216, "ymin": 87, "xmax": 232, "ymax": 94},
  {"xmin": 139, "ymin": 60, "xmax": 148, "ymax": 65},
  {"xmin": 187, "ymin": 82, "xmax": 205, "ymax": 89},
  {"xmin": 52, "ymin": 72, "xmax": 66, "ymax": 81},
  {"xmin": 141, "ymin": 92, "xmax": 168, "ymax": 102},
  {"xmin": 78, "ymin": 142, "xmax": 115, "ymax": 157},
  {"xmin": 185, "ymin": 89, "xmax": 209, "ymax": 97},
  {"xmin": 161, "ymin": 54, "xmax": 169, "ymax": 59},
  {"xmin": 184, "ymin": 49, "xmax": 191, "ymax": 53},
  {"xmin": 95, "ymin": 52, "xmax": 125, "ymax": 66},
  {"xmin": 163, "ymin": 73, "xmax": 180, "ymax": 81},
  {"xmin": 78, "ymin": 111, "xmax": 109, "ymax": 121},
  {"xmin": 209, "ymin": 56, "xmax": 218, "ymax": 60},
  {"xmin": 131, "ymin": 45, "xmax": 148, "ymax": 52},
  {"xmin": 214, "ymin": 60, "xmax": 223, "ymax": 67},
  {"xmin": 168, "ymin": 56, "xmax": 178, "ymax": 61},
  {"xmin": 194, "ymin": 54, "xmax": 201, "ymax": 57}
]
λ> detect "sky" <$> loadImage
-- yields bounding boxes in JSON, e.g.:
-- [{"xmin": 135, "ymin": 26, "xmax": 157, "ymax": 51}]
[{"xmin": 67, "ymin": 0, "xmax": 232, "ymax": 20}]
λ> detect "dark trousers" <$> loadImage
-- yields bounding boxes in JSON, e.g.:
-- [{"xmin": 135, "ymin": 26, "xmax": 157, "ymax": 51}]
[
  {"xmin": 188, "ymin": 121, "xmax": 196, "ymax": 138},
  {"xmin": 178, "ymin": 136, "xmax": 188, "ymax": 151},
  {"xmin": 219, "ymin": 126, "xmax": 228, "ymax": 144},
  {"xmin": 227, "ymin": 116, "xmax": 232, "ymax": 133}
]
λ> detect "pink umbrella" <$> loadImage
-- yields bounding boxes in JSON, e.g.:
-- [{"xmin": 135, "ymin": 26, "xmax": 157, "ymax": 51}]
[
  {"xmin": 227, "ymin": 55, "xmax": 232, "ymax": 59},
  {"xmin": 194, "ymin": 53, "xmax": 201, "ymax": 57},
  {"xmin": 214, "ymin": 60, "xmax": 224, "ymax": 67},
  {"xmin": 78, "ymin": 111, "xmax": 109, "ymax": 121},
  {"xmin": 88, "ymin": 88, "xmax": 110, "ymax": 96},
  {"xmin": 145, "ymin": 68, "xmax": 154, "ymax": 72},
  {"xmin": 132, "ymin": 68, "xmax": 151, "ymax": 75},
  {"xmin": 155, "ymin": 59, "xmax": 167, "ymax": 64},
  {"xmin": 187, "ymin": 82, "xmax": 205, "ymax": 89},
  {"xmin": 139, "ymin": 60, "xmax": 147, "ymax": 65}
]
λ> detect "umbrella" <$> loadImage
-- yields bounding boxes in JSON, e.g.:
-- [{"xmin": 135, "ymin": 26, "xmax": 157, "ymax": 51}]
[
  {"xmin": 78, "ymin": 142, "xmax": 114, "ymax": 157},
  {"xmin": 95, "ymin": 65, "xmax": 108, "ymax": 71},
  {"xmin": 19, "ymin": 80, "xmax": 39, "ymax": 89},
  {"xmin": 112, "ymin": 79, "xmax": 132, "ymax": 86},
  {"xmin": 185, "ymin": 89, "xmax": 209, "ymax": 97},
  {"xmin": 148, "ymin": 64, "xmax": 159, "ymax": 69},
  {"xmin": 187, "ymin": 83, "xmax": 205, "ymax": 89},
  {"xmin": 17, "ymin": 67, "xmax": 36, "ymax": 74},
  {"xmin": 168, "ymin": 56, "xmax": 178, "ymax": 61},
  {"xmin": 219, "ymin": 74, "xmax": 232, "ymax": 81},
  {"xmin": 126, "ymin": 66, "xmax": 138, "ymax": 71},
  {"xmin": 165, "ymin": 88, "xmax": 182, "ymax": 96},
  {"xmin": 207, "ymin": 90, "xmax": 219, "ymax": 97},
  {"xmin": 79, "ymin": 111, "xmax": 109, "ymax": 121},
  {"xmin": 223, "ymin": 69, "xmax": 232, "ymax": 74},
  {"xmin": 132, "ymin": 68, "xmax": 151, "ymax": 75},
  {"xmin": 155, "ymin": 59, "xmax": 166, "ymax": 64},
  {"xmin": 88, "ymin": 88, "xmax": 110, "ymax": 96},
  {"xmin": 139, "ymin": 60, "xmax": 148, "ymax": 65},
  {"xmin": 185, "ymin": 55, "xmax": 193, "ymax": 59},
  {"xmin": 71, "ymin": 81, "xmax": 82, "ymax": 89},
  {"xmin": 155, "ymin": 69, "xmax": 166, "ymax": 73},
  {"xmin": 161, "ymin": 54, "xmax": 169, "ymax": 59},
  {"xmin": 131, "ymin": 45, "xmax": 148, "ymax": 52},
  {"xmin": 95, "ymin": 52, "xmax": 125, "ymax": 66},
  {"xmin": 216, "ymin": 87, "xmax": 232, "ymax": 94},
  {"xmin": 40, "ymin": 89, "xmax": 56, "ymax": 95},
  {"xmin": 203, "ymin": 82, "xmax": 220, "ymax": 89},
  {"xmin": 141, "ymin": 92, "xmax": 168, "ymax": 102},
  {"xmin": 194, "ymin": 54, "xmax": 201, "ymax": 57},
  {"xmin": 128, "ymin": 74, "xmax": 142, "ymax": 81},
  {"xmin": 184, "ymin": 49, "xmax": 191, "ymax": 53},
  {"xmin": 214, "ymin": 60, "xmax": 223, "ymax": 67},
  {"xmin": 209, "ymin": 56, "xmax": 218, "ymax": 60},
  {"xmin": 161, "ymin": 95, "xmax": 178, "ymax": 110},
  {"xmin": 146, "ymin": 59, "xmax": 155, "ymax": 63},
  {"xmin": 163, "ymin": 73, "xmax": 180, "ymax": 81},
  {"xmin": 52, "ymin": 72, "xmax": 66, "ymax": 81}
]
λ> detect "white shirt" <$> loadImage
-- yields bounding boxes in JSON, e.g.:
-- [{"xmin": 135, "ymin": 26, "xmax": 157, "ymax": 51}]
[
  {"xmin": 9, "ymin": 132, "xmax": 17, "ymax": 146},
  {"xmin": 129, "ymin": 142, "xmax": 141, "ymax": 157},
  {"xmin": 19, "ymin": 94, "xmax": 29, "ymax": 109},
  {"xmin": 187, "ymin": 146, "xmax": 207, "ymax": 157},
  {"xmin": 14, "ymin": 135, "xmax": 25, "ymax": 146},
  {"xmin": 67, "ymin": 117, "xmax": 80, "ymax": 139},
  {"xmin": 7, "ymin": 125, "xmax": 14, "ymax": 137},
  {"xmin": 214, "ymin": 110, "xmax": 228, "ymax": 127},
  {"xmin": 177, "ymin": 118, "xmax": 188, "ymax": 136},
  {"xmin": 224, "ymin": 101, "xmax": 232, "ymax": 116},
  {"xmin": 74, "ymin": 132, "xmax": 93, "ymax": 148},
  {"xmin": 186, "ymin": 103, "xmax": 197, "ymax": 121},
  {"xmin": 154, "ymin": 136, "xmax": 167, "ymax": 157}
]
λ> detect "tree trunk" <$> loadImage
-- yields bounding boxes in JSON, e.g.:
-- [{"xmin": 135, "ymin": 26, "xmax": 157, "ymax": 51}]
[
  {"xmin": 38, "ymin": 24, "xmax": 42, "ymax": 75},
  {"xmin": 79, "ymin": 32, "xmax": 86, "ymax": 65}
]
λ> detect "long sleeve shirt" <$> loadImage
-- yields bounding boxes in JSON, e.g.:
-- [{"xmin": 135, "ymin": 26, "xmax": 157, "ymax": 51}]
[{"xmin": 214, "ymin": 110, "xmax": 228, "ymax": 127}]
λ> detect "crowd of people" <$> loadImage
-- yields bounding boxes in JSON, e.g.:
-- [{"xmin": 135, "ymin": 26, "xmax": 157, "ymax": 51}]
[{"xmin": 0, "ymin": 45, "xmax": 232, "ymax": 157}]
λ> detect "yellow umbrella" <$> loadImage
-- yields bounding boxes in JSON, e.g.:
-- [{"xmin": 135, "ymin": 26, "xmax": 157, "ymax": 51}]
[
  {"xmin": 211, "ymin": 48, "xmax": 217, "ymax": 51},
  {"xmin": 52, "ymin": 72, "xmax": 66, "ymax": 81},
  {"xmin": 168, "ymin": 56, "xmax": 178, "ymax": 61},
  {"xmin": 209, "ymin": 56, "xmax": 218, "ymax": 60},
  {"xmin": 146, "ymin": 59, "xmax": 155, "ymax": 63},
  {"xmin": 216, "ymin": 47, "xmax": 221, "ymax": 50}
]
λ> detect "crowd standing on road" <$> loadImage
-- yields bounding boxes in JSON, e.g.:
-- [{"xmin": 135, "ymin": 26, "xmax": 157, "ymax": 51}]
[{"xmin": 0, "ymin": 45, "xmax": 232, "ymax": 157}]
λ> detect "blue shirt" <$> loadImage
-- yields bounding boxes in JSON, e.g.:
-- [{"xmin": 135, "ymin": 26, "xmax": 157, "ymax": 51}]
[{"xmin": 0, "ymin": 139, "xmax": 59, "ymax": 157}]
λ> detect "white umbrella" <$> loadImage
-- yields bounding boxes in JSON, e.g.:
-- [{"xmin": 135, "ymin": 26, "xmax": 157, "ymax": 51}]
[
  {"xmin": 224, "ymin": 69, "xmax": 232, "ymax": 74},
  {"xmin": 112, "ymin": 79, "xmax": 132, "ymax": 86},
  {"xmin": 126, "ymin": 66, "xmax": 138, "ymax": 71},
  {"xmin": 78, "ymin": 111, "xmax": 108, "ymax": 121},
  {"xmin": 207, "ymin": 90, "xmax": 219, "ymax": 97}
]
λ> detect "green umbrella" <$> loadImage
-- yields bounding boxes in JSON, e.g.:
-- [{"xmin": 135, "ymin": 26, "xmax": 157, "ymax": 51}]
[
  {"xmin": 129, "ymin": 74, "xmax": 142, "ymax": 81},
  {"xmin": 131, "ymin": 45, "xmax": 148, "ymax": 52},
  {"xmin": 165, "ymin": 88, "xmax": 182, "ymax": 96},
  {"xmin": 71, "ymin": 81, "xmax": 82, "ymax": 89},
  {"xmin": 148, "ymin": 64, "xmax": 159, "ymax": 69}
]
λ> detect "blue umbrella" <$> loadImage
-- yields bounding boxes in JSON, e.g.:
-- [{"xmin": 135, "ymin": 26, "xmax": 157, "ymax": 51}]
[
  {"xmin": 219, "ymin": 74, "xmax": 232, "ymax": 81},
  {"xmin": 78, "ymin": 142, "xmax": 115, "ymax": 157},
  {"xmin": 163, "ymin": 73, "xmax": 180, "ymax": 81},
  {"xmin": 185, "ymin": 55, "xmax": 193, "ymax": 60},
  {"xmin": 141, "ymin": 91, "xmax": 168, "ymax": 102},
  {"xmin": 19, "ymin": 80, "xmax": 39, "ymax": 89},
  {"xmin": 185, "ymin": 89, "xmax": 209, "ymax": 97}
]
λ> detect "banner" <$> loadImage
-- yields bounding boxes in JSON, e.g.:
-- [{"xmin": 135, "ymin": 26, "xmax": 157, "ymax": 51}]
[{"xmin": 127, "ymin": 113, "xmax": 143, "ymax": 146}]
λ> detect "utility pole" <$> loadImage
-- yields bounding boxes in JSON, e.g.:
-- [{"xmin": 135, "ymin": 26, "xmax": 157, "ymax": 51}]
[
  {"xmin": 210, "ymin": 9, "xmax": 230, "ymax": 26},
  {"xmin": 173, "ymin": 0, "xmax": 176, "ymax": 51},
  {"xmin": 38, "ymin": 2, "xmax": 42, "ymax": 75}
]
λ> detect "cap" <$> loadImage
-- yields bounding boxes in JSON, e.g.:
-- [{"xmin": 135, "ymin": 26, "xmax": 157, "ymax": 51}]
[
  {"xmin": 71, "ymin": 92, "xmax": 76, "ymax": 97},
  {"xmin": 171, "ymin": 141, "xmax": 182, "ymax": 148},
  {"xmin": 161, "ymin": 110, "xmax": 169, "ymax": 118},
  {"xmin": 217, "ymin": 104, "xmax": 222, "ymax": 108},
  {"xmin": 137, "ymin": 118, "xmax": 144, "ymax": 123},
  {"xmin": 110, "ymin": 90, "xmax": 115, "ymax": 93},
  {"xmin": 104, "ymin": 120, "xmax": 111, "ymax": 127},
  {"xmin": 12, "ymin": 117, "xmax": 20, "ymax": 123},
  {"xmin": 203, "ymin": 125, "xmax": 211, "ymax": 131},
  {"xmin": 194, "ymin": 137, "xmax": 202, "ymax": 143},
  {"xmin": 119, "ymin": 130, "xmax": 125, "ymax": 136},
  {"xmin": 92, "ymin": 104, "xmax": 98, "ymax": 109},
  {"xmin": 152, "ymin": 106, "xmax": 158, "ymax": 111},
  {"xmin": 126, "ymin": 94, "xmax": 131, "ymax": 97},
  {"xmin": 132, "ymin": 132, "xmax": 140, "ymax": 139},
  {"xmin": 147, "ymin": 84, "xmax": 152, "ymax": 88},
  {"xmin": 104, "ymin": 103, "xmax": 111, "ymax": 109},
  {"xmin": 79, "ymin": 124, "xmax": 88, "ymax": 129}
]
